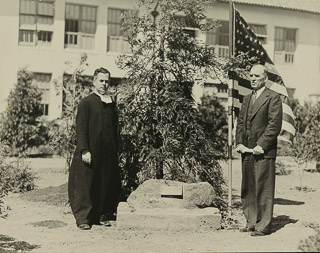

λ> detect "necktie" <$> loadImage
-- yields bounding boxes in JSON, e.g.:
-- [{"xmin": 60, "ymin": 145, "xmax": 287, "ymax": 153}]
[{"xmin": 251, "ymin": 91, "xmax": 257, "ymax": 104}]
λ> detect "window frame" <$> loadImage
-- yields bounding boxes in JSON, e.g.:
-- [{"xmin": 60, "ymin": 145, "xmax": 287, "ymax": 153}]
[
  {"xmin": 205, "ymin": 20, "xmax": 229, "ymax": 57},
  {"xmin": 274, "ymin": 26, "xmax": 297, "ymax": 64},
  {"xmin": 32, "ymin": 72, "xmax": 52, "ymax": 116},
  {"xmin": 248, "ymin": 24, "xmax": 267, "ymax": 44},
  {"xmin": 19, "ymin": 0, "xmax": 55, "ymax": 46},
  {"xmin": 64, "ymin": 3, "xmax": 97, "ymax": 50},
  {"xmin": 107, "ymin": 7, "xmax": 132, "ymax": 52}
]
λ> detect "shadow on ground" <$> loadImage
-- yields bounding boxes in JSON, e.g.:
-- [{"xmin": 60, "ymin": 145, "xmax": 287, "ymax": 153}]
[
  {"xmin": 0, "ymin": 234, "xmax": 39, "ymax": 253},
  {"xmin": 271, "ymin": 215, "xmax": 298, "ymax": 233},
  {"xmin": 21, "ymin": 183, "xmax": 68, "ymax": 206},
  {"xmin": 274, "ymin": 198, "xmax": 304, "ymax": 205},
  {"xmin": 28, "ymin": 220, "xmax": 68, "ymax": 229}
]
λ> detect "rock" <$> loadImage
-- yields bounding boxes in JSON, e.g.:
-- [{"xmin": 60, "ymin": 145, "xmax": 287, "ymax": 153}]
[
  {"xmin": 127, "ymin": 179, "xmax": 216, "ymax": 209},
  {"xmin": 183, "ymin": 182, "xmax": 215, "ymax": 208}
]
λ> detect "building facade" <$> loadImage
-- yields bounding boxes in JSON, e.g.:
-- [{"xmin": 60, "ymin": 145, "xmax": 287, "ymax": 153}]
[{"xmin": 0, "ymin": 0, "xmax": 319, "ymax": 120}]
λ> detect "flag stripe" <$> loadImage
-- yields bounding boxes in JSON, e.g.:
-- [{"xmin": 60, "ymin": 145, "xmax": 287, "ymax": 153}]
[
  {"xmin": 281, "ymin": 121, "xmax": 296, "ymax": 135},
  {"xmin": 283, "ymin": 113, "xmax": 295, "ymax": 129},
  {"xmin": 278, "ymin": 130, "xmax": 294, "ymax": 143},
  {"xmin": 283, "ymin": 102, "xmax": 295, "ymax": 119}
]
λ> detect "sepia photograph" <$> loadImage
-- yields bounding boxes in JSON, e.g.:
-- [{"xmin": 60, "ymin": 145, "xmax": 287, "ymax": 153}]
[{"xmin": 0, "ymin": 0, "xmax": 319, "ymax": 252}]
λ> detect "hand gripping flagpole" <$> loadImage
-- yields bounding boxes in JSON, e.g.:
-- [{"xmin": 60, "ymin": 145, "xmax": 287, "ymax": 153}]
[{"xmin": 227, "ymin": 0, "xmax": 235, "ymax": 217}]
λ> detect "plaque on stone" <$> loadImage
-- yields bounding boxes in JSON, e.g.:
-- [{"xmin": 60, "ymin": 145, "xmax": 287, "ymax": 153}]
[{"xmin": 160, "ymin": 185, "xmax": 183, "ymax": 198}]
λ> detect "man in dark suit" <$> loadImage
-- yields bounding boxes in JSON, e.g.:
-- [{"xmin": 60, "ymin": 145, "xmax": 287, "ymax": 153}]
[
  {"xmin": 68, "ymin": 67, "xmax": 122, "ymax": 230},
  {"xmin": 236, "ymin": 64, "xmax": 282, "ymax": 236}
]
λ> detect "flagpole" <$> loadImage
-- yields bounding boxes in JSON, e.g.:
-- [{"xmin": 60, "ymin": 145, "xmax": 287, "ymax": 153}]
[{"xmin": 227, "ymin": 0, "xmax": 235, "ymax": 217}]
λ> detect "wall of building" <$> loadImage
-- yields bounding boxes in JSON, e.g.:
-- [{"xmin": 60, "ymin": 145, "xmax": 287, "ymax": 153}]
[
  {"xmin": 0, "ymin": 0, "xmax": 138, "ymax": 120},
  {"xmin": 209, "ymin": 2, "xmax": 320, "ymax": 102},
  {"xmin": 0, "ymin": 0, "xmax": 319, "ymax": 120}
]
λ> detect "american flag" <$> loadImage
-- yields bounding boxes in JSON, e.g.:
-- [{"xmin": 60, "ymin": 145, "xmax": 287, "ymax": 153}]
[{"xmin": 231, "ymin": 9, "xmax": 295, "ymax": 144}]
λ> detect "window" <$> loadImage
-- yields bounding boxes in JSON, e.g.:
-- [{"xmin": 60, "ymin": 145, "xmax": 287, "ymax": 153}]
[
  {"xmin": 174, "ymin": 13, "xmax": 198, "ymax": 38},
  {"xmin": 206, "ymin": 20, "xmax": 229, "ymax": 57},
  {"xmin": 33, "ymin": 73, "xmax": 51, "ymax": 116},
  {"xmin": 249, "ymin": 24, "xmax": 267, "ymax": 44},
  {"xmin": 19, "ymin": 0, "xmax": 54, "ymax": 45},
  {"xmin": 107, "ymin": 8, "xmax": 132, "ymax": 52},
  {"xmin": 65, "ymin": 4, "xmax": 97, "ymax": 50},
  {"xmin": 274, "ymin": 27, "xmax": 297, "ymax": 64}
]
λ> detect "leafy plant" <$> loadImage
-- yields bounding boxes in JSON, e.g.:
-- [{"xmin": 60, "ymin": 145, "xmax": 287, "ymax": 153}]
[
  {"xmin": 198, "ymin": 95, "xmax": 228, "ymax": 160},
  {"xmin": 275, "ymin": 160, "xmax": 291, "ymax": 176},
  {"xmin": 0, "ymin": 141, "xmax": 36, "ymax": 201},
  {"xmin": 0, "ymin": 68, "xmax": 48, "ymax": 156},
  {"xmin": 49, "ymin": 53, "xmax": 93, "ymax": 169},
  {"xmin": 117, "ymin": 0, "xmax": 229, "ymax": 208},
  {"xmin": 299, "ymin": 229, "xmax": 320, "ymax": 252}
]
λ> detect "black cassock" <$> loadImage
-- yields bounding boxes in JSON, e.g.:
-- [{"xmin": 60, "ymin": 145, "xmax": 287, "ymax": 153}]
[{"xmin": 68, "ymin": 93, "xmax": 121, "ymax": 226}]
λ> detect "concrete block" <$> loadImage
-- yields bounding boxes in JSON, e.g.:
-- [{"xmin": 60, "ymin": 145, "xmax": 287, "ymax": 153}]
[{"xmin": 117, "ymin": 202, "xmax": 221, "ymax": 230}]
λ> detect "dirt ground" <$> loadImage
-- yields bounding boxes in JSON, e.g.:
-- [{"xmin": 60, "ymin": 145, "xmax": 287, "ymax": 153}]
[{"xmin": 0, "ymin": 156, "xmax": 319, "ymax": 253}]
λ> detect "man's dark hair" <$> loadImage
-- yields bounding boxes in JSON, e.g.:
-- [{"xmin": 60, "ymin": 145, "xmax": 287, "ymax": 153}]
[{"xmin": 93, "ymin": 67, "xmax": 111, "ymax": 80}]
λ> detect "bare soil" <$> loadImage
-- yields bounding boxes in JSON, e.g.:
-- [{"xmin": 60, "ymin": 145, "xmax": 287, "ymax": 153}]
[{"xmin": 0, "ymin": 156, "xmax": 319, "ymax": 253}]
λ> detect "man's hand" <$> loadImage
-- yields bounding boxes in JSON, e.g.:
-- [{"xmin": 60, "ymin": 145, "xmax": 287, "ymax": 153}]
[
  {"xmin": 82, "ymin": 151, "xmax": 91, "ymax": 165},
  {"xmin": 253, "ymin": 145, "xmax": 264, "ymax": 155},
  {"xmin": 236, "ymin": 144, "xmax": 247, "ymax": 154}
]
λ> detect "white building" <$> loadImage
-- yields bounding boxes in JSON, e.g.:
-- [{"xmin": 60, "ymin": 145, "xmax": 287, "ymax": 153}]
[{"xmin": 0, "ymin": 0, "xmax": 319, "ymax": 120}]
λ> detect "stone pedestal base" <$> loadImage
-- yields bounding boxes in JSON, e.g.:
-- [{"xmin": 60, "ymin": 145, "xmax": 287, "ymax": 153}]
[{"xmin": 117, "ymin": 202, "xmax": 221, "ymax": 230}]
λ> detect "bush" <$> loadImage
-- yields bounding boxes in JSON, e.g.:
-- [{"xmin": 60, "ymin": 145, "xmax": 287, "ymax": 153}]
[
  {"xmin": 277, "ymin": 140, "xmax": 293, "ymax": 156},
  {"xmin": 292, "ymin": 100, "xmax": 320, "ymax": 173},
  {"xmin": 49, "ymin": 54, "xmax": 93, "ymax": 169},
  {"xmin": 198, "ymin": 95, "xmax": 228, "ymax": 160},
  {"xmin": 275, "ymin": 160, "xmax": 291, "ymax": 175},
  {"xmin": 0, "ymin": 156, "xmax": 36, "ymax": 197},
  {"xmin": 299, "ymin": 229, "xmax": 320, "ymax": 252}
]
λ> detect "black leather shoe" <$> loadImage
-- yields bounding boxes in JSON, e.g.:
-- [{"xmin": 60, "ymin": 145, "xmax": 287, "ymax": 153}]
[
  {"xmin": 78, "ymin": 224, "xmax": 91, "ymax": 230},
  {"xmin": 100, "ymin": 214, "xmax": 113, "ymax": 227},
  {"xmin": 239, "ymin": 227, "xmax": 255, "ymax": 232},
  {"xmin": 251, "ymin": 230, "xmax": 269, "ymax": 236}
]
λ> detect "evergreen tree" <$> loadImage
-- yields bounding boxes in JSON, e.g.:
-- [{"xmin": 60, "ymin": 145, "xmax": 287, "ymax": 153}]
[
  {"xmin": 117, "ymin": 0, "xmax": 228, "ymax": 207},
  {"xmin": 0, "ymin": 69, "xmax": 46, "ymax": 155},
  {"xmin": 198, "ymin": 95, "xmax": 228, "ymax": 160}
]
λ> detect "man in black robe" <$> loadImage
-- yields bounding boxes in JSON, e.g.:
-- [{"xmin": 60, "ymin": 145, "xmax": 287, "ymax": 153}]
[{"xmin": 68, "ymin": 67, "xmax": 122, "ymax": 230}]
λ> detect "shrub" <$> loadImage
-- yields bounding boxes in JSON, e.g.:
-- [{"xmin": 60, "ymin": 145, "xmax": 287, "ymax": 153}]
[
  {"xmin": 0, "ymin": 156, "xmax": 36, "ymax": 197},
  {"xmin": 49, "ymin": 54, "xmax": 93, "ymax": 169},
  {"xmin": 198, "ymin": 95, "xmax": 228, "ymax": 160},
  {"xmin": 292, "ymin": 100, "xmax": 320, "ymax": 173},
  {"xmin": 299, "ymin": 229, "xmax": 320, "ymax": 252},
  {"xmin": 275, "ymin": 160, "xmax": 291, "ymax": 175}
]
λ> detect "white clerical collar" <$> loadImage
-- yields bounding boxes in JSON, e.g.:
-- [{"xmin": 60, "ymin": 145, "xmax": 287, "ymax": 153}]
[
  {"xmin": 93, "ymin": 91, "xmax": 113, "ymax": 104},
  {"xmin": 255, "ymin": 86, "xmax": 265, "ymax": 99}
]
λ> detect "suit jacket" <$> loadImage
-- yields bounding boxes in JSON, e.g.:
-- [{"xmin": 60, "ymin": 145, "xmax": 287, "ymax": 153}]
[{"xmin": 236, "ymin": 87, "xmax": 282, "ymax": 158}]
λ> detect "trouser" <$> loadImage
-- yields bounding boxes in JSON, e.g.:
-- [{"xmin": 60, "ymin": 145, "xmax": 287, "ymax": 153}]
[{"xmin": 241, "ymin": 155, "xmax": 276, "ymax": 232}]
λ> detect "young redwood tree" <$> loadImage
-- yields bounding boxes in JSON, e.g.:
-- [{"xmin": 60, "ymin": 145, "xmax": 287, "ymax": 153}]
[{"xmin": 117, "ymin": 0, "xmax": 229, "ymax": 207}]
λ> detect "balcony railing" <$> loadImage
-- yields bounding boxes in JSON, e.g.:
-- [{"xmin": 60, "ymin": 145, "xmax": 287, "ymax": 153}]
[
  {"xmin": 107, "ymin": 36, "xmax": 130, "ymax": 52},
  {"xmin": 274, "ymin": 51, "xmax": 294, "ymax": 64},
  {"xmin": 65, "ymin": 32, "xmax": 95, "ymax": 50},
  {"xmin": 207, "ymin": 45, "xmax": 229, "ymax": 57}
]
